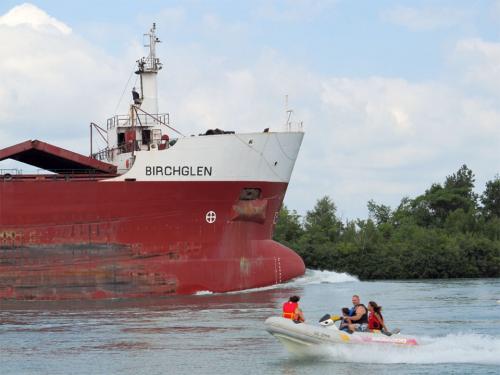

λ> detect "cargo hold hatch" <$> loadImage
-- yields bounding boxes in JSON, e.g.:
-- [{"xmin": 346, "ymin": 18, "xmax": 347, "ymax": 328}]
[{"xmin": 0, "ymin": 140, "xmax": 117, "ymax": 174}]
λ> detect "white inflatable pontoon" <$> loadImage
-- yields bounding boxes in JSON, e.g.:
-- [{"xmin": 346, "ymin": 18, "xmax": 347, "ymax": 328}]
[{"xmin": 265, "ymin": 315, "xmax": 418, "ymax": 354}]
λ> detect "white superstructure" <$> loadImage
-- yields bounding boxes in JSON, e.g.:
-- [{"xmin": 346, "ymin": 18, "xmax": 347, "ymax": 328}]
[
  {"xmin": 112, "ymin": 131, "xmax": 304, "ymax": 183},
  {"xmin": 93, "ymin": 24, "xmax": 304, "ymax": 183}
]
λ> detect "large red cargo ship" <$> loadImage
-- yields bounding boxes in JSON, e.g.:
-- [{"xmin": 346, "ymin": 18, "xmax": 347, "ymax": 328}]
[{"xmin": 0, "ymin": 25, "xmax": 305, "ymax": 300}]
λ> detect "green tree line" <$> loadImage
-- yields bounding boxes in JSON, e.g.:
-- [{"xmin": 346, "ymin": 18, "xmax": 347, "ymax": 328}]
[{"xmin": 274, "ymin": 165, "xmax": 500, "ymax": 279}]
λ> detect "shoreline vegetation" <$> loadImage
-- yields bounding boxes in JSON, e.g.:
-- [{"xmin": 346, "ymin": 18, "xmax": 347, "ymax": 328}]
[{"xmin": 274, "ymin": 165, "xmax": 500, "ymax": 279}]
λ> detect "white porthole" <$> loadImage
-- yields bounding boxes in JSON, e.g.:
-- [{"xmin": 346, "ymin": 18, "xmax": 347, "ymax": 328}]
[{"xmin": 206, "ymin": 211, "xmax": 216, "ymax": 223}]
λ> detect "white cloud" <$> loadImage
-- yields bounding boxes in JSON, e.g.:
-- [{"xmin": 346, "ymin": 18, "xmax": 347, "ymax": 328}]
[
  {"xmin": 309, "ymin": 74, "xmax": 500, "ymax": 212},
  {"xmin": 0, "ymin": 2, "xmax": 71, "ymax": 34},
  {"xmin": 0, "ymin": 3, "xmax": 130, "ymax": 154},
  {"xmin": 453, "ymin": 38, "xmax": 500, "ymax": 95},
  {"xmin": 381, "ymin": 5, "xmax": 470, "ymax": 31},
  {"xmin": 157, "ymin": 47, "xmax": 319, "ymax": 136}
]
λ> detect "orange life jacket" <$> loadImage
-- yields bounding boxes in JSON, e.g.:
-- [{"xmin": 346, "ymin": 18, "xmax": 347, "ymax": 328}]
[{"xmin": 282, "ymin": 301, "xmax": 298, "ymax": 320}]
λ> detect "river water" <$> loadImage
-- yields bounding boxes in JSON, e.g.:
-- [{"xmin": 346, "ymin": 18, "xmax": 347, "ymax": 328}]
[{"xmin": 1, "ymin": 271, "xmax": 499, "ymax": 375}]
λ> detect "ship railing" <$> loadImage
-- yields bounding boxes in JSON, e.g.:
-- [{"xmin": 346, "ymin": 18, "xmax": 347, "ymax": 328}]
[
  {"xmin": 93, "ymin": 137, "xmax": 178, "ymax": 162},
  {"xmin": 92, "ymin": 147, "xmax": 112, "ymax": 161},
  {"xmin": 1, "ymin": 168, "xmax": 22, "ymax": 176},
  {"xmin": 283, "ymin": 105, "xmax": 304, "ymax": 132},
  {"xmin": 107, "ymin": 113, "xmax": 170, "ymax": 130},
  {"xmin": 285, "ymin": 119, "xmax": 304, "ymax": 132},
  {"xmin": 36, "ymin": 168, "xmax": 114, "ymax": 176},
  {"xmin": 290, "ymin": 121, "xmax": 304, "ymax": 132},
  {"xmin": 93, "ymin": 144, "xmax": 129, "ymax": 160},
  {"xmin": 1, "ymin": 169, "xmax": 117, "ymax": 182}
]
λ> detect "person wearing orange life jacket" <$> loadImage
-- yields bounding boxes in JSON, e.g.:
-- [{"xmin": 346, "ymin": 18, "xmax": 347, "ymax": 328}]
[{"xmin": 282, "ymin": 295, "xmax": 305, "ymax": 323}]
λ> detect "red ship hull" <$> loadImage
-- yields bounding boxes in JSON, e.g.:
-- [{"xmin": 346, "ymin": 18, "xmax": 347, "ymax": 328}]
[{"xmin": 0, "ymin": 178, "xmax": 305, "ymax": 300}]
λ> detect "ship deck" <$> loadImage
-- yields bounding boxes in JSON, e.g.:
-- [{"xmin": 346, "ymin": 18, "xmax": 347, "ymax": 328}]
[{"xmin": 0, "ymin": 140, "xmax": 117, "ymax": 175}]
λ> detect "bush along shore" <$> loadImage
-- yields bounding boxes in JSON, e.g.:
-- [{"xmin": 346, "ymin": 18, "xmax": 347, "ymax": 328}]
[{"xmin": 274, "ymin": 165, "xmax": 500, "ymax": 280}]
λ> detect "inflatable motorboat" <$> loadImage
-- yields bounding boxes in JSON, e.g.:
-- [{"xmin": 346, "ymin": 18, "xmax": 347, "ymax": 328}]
[{"xmin": 265, "ymin": 315, "xmax": 418, "ymax": 353}]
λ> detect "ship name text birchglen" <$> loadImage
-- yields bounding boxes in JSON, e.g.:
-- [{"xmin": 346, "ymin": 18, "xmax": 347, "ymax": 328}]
[{"xmin": 145, "ymin": 165, "xmax": 213, "ymax": 176}]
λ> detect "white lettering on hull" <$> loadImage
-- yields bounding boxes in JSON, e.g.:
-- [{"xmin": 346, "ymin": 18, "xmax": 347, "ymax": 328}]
[{"xmin": 145, "ymin": 166, "xmax": 213, "ymax": 176}]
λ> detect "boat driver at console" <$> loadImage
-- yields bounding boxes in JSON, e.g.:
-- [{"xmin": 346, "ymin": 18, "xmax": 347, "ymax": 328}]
[{"xmin": 344, "ymin": 294, "xmax": 368, "ymax": 333}]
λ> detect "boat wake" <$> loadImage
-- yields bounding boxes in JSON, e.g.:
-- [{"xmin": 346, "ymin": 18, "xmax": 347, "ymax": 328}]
[
  {"xmin": 288, "ymin": 269, "xmax": 359, "ymax": 286},
  {"xmin": 194, "ymin": 290, "xmax": 214, "ymax": 296},
  {"xmin": 225, "ymin": 269, "xmax": 358, "ymax": 295},
  {"xmin": 300, "ymin": 332, "xmax": 500, "ymax": 365}
]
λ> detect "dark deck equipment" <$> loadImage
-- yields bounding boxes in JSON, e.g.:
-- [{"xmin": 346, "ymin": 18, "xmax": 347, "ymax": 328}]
[{"xmin": 0, "ymin": 140, "xmax": 116, "ymax": 174}]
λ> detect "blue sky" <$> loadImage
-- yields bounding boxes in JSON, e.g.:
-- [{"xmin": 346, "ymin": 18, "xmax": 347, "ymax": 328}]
[
  {"xmin": 0, "ymin": 0, "xmax": 487, "ymax": 77},
  {"xmin": 1, "ymin": 1, "xmax": 500, "ymax": 220}
]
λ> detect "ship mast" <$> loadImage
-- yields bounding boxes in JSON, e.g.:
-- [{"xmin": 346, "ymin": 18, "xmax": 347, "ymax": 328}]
[{"xmin": 135, "ymin": 23, "xmax": 162, "ymax": 115}]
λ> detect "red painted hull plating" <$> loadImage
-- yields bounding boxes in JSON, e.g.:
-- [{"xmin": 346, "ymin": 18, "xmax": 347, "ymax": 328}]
[{"xmin": 0, "ymin": 178, "xmax": 305, "ymax": 300}]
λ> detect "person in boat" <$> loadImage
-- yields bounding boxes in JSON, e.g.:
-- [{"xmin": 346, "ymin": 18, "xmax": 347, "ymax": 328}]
[
  {"xmin": 282, "ymin": 295, "xmax": 305, "ymax": 323},
  {"xmin": 367, "ymin": 301, "xmax": 386, "ymax": 331},
  {"xmin": 339, "ymin": 307, "xmax": 351, "ymax": 331},
  {"xmin": 368, "ymin": 300, "xmax": 394, "ymax": 335},
  {"xmin": 345, "ymin": 294, "xmax": 369, "ymax": 332}
]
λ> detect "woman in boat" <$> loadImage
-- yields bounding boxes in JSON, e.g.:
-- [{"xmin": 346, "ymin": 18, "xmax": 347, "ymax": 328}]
[{"xmin": 367, "ymin": 301, "xmax": 389, "ymax": 333}]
